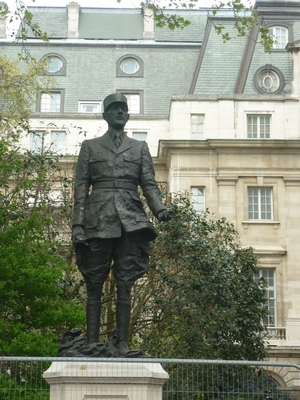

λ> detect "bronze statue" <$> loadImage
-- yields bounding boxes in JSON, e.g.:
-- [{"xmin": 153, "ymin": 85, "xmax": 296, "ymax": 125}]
[{"xmin": 69, "ymin": 93, "xmax": 171, "ymax": 357}]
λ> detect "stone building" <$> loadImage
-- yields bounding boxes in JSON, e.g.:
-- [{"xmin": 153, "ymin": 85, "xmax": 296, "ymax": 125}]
[{"xmin": 1, "ymin": 0, "xmax": 300, "ymax": 390}]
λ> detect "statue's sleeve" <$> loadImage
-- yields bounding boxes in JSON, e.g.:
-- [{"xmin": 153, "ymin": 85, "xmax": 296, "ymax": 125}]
[
  {"xmin": 139, "ymin": 142, "xmax": 167, "ymax": 218},
  {"xmin": 73, "ymin": 140, "xmax": 90, "ymax": 227}
]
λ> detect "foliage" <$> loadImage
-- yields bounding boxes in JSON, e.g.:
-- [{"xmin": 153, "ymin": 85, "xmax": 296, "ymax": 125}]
[
  {"xmin": 0, "ymin": 28, "xmax": 84, "ymax": 356},
  {"xmin": 0, "ymin": 54, "xmax": 85, "ymax": 356},
  {"xmin": 0, "ymin": 54, "xmax": 51, "ymax": 141},
  {"xmin": 0, "ymin": 360, "xmax": 50, "ymax": 400},
  {"xmin": 129, "ymin": 192, "xmax": 268, "ymax": 360},
  {"xmin": 0, "ymin": 135, "xmax": 86, "ymax": 356}
]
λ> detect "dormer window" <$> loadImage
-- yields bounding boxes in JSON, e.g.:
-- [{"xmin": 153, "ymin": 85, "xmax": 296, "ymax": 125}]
[{"xmin": 268, "ymin": 27, "xmax": 288, "ymax": 49}]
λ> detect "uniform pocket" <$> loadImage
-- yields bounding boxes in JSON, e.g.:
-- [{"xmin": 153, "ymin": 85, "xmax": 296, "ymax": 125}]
[
  {"xmin": 84, "ymin": 201, "xmax": 99, "ymax": 229},
  {"xmin": 123, "ymin": 154, "xmax": 141, "ymax": 176},
  {"xmin": 89, "ymin": 158, "xmax": 110, "ymax": 177}
]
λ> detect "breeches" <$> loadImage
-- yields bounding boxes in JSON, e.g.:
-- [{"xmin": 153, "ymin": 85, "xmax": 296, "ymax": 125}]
[{"xmin": 75, "ymin": 230, "xmax": 150, "ymax": 301}]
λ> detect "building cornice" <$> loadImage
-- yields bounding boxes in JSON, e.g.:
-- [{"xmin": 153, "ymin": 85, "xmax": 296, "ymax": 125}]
[
  {"xmin": 30, "ymin": 113, "xmax": 169, "ymax": 121},
  {"xmin": 0, "ymin": 39, "xmax": 201, "ymax": 48},
  {"xmin": 156, "ymin": 139, "xmax": 300, "ymax": 162},
  {"xmin": 267, "ymin": 346, "xmax": 300, "ymax": 358},
  {"xmin": 255, "ymin": 0, "xmax": 300, "ymax": 17},
  {"xmin": 171, "ymin": 94, "xmax": 298, "ymax": 102}
]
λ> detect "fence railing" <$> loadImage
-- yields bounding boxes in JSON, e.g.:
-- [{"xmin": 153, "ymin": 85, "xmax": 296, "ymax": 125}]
[{"xmin": 1, "ymin": 357, "xmax": 300, "ymax": 400}]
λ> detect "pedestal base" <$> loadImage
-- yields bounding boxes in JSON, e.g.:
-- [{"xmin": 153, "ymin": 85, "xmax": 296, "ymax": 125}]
[{"xmin": 43, "ymin": 361, "xmax": 169, "ymax": 400}]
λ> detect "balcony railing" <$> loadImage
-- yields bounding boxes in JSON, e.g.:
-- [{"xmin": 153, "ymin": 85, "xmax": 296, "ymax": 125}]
[{"xmin": 267, "ymin": 326, "xmax": 286, "ymax": 340}]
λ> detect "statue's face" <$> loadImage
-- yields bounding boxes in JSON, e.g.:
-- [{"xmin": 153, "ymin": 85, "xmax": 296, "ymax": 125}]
[{"xmin": 103, "ymin": 102, "xmax": 129, "ymax": 129}]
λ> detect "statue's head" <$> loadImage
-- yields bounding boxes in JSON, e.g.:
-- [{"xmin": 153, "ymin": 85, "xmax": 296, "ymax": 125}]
[
  {"xmin": 103, "ymin": 93, "xmax": 128, "ymax": 113},
  {"xmin": 102, "ymin": 93, "xmax": 129, "ymax": 130}
]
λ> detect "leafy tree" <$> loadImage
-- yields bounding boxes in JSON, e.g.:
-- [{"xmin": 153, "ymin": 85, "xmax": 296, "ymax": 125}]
[
  {"xmin": 0, "ymin": 54, "xmax": 85, "ymax": 356},
  {"xmin": 128, "ymin": 192, "xmax": 268, "ymax": 360},
  {"xmin": 0, "ymin": 54, "xmax": 50, "ymax": 140},
  {"xmin": 0, "ymin": 137, "xmax": 86, "ymax": 356}
]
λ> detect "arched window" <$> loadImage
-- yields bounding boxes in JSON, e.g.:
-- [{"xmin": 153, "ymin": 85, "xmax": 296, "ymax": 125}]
[{"xmin": 268, "ymin": 26, "xmax": 288, "ymax": 49}]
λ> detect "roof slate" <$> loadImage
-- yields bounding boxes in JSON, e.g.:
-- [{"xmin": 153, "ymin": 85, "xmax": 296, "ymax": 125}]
[
  {"xmin": 193, "ymin": 23, "xmax": 247, "ymax": 95},
  {"xmin": 27, "ymin": 7, "xmax": 67, "ymax": 38},
  {"xmin": 154, "ymin": 13, "xmax": 207, "ymax": 42}
]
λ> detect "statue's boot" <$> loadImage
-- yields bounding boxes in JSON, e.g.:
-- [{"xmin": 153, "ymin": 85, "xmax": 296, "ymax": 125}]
[
  {"xmin": 116, "ymin": 299, "xmax": 131, "ymax": 356},
  {"xmin": 116, "ymin": 305, "xmax": 149, "ymax": 358},
  {"xmin": 86, "ymin": 300, "xmax": 101, "ymax": 344},
  {"xmin": 116, "ymin": 282, "xmax": 132, "ymax": 353},
  {"xmin": 116, "ymin": 296, "xmax": 151, "ymax": 358}
]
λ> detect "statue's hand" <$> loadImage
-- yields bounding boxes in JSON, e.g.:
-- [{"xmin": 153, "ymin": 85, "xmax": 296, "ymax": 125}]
[
  {"xmin": 157, "ymin": 209, "xmax": 172, "ymax": 222},
  {"xmin": 72, "ymin": 226, "xmax": 89, "ymax": 246}
]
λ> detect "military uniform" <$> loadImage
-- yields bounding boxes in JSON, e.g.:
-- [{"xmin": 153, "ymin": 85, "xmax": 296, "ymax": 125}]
[
  {"xmin": 73, "ymin": 130, "xmax": 165, "ymax": 242},
  {"xmin": 73, "ymin": 130, "xmax": 166, "ymax": 285},
  {"xmin": 72, "ymin": 94, "xmax": 169, "ymax": 353}
]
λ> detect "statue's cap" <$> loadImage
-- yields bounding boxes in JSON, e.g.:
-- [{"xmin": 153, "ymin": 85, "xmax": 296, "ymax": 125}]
[{"xmin": 103, "ymin": 93, "xmax": 128, "ymax": 112}]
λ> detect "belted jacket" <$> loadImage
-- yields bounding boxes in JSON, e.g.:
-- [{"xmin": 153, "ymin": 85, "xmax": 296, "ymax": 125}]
[{"xmin": 73, "ymin": 130, "xmax": 166, "ymax": 241}]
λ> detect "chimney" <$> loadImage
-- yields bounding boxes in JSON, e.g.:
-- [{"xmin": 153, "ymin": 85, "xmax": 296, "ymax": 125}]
[
  {"xmin": 67, "ymin": 2, "xmax": 80, "ymax": 38},
  {"xmin": 143, "ymin": 6, "xmax": 154, "ymax": 39},
  {"xmin": 0, "ymin": 2, "xmax": 7, "ymax": 38}
]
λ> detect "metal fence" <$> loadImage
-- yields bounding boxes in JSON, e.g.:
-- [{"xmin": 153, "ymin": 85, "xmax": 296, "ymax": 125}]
[{"xmin": 1, "ymin": 357, "xmax": 300, "ymax": 400}]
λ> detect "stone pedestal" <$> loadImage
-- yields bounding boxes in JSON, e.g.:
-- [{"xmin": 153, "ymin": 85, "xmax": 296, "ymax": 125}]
[{"xmin": 43, "ymin": 361, "xmax": 169, "ymax": 400}]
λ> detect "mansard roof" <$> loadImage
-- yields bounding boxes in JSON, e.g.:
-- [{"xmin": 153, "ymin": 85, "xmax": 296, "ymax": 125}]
[{"xmin": 1, "ymin": 1, "xmax": 298, "ymax": 115}]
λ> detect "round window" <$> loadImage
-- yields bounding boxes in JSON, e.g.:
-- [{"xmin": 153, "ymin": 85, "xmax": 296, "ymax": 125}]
[
  {"xmin": 47, "ymin": 57, "xmax": 63, "ymax": 73},
  {"xmin": 254, "ymin": 66, "xmax": 284, "ymax": 95},
  {"xmin": 258, "ymin": 70, "xmax": 279, "ymax": 93},
  {"xmin": 120, "ymin": 58, "xmax": 140, "ymax": 75}
]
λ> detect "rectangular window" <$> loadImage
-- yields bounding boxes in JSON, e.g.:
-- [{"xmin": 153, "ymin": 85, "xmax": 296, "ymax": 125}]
[
  {"xmin": 78, "ymin": 101, "xmax": 102, "ymax": 113},
  {"xmin": 51, "ymin": 131, "xmax": 66, "ymax": 154},
  {"xmin": 191, "ymin": 187, "xmax": 205, "ymax": 214},
  {"xmin": 254, "ymin": 268, "xmax": 276, "ymax": 326},
  {"xmin": 31, "ymin": 131, "xmax": 45, "ymax": 152},
  {"xmin": 247, "ymin": 115, "xmax": 270, "ymax": 138},
  {"xmin": 122, "ymin": 93, "xmax": 140, "ymax": 114},
  {"xmin": 40, "ymin": 92, "xmax": 62, "ymax": 112},
  {"xmin": 132, "ymin": 132, "xmax": 147, "ymax": 142},
  {"xmin": 248, "ymin": 188, "xmax": 272, "ymax": 220},
  {"xmin": 269, "ymin": 27, "xmax": 288, "ymax": 49},
  {"xmin": 191, "ymin": 114, "xmax": 204, "ymax": 139}
]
